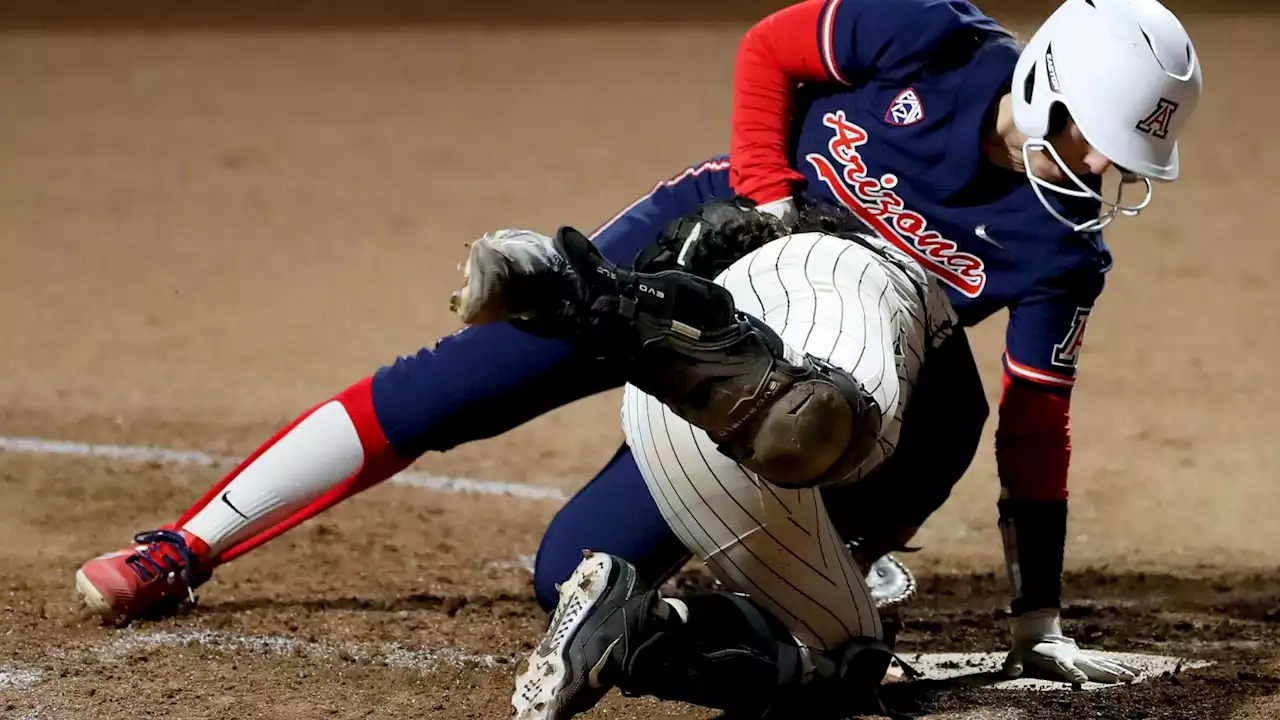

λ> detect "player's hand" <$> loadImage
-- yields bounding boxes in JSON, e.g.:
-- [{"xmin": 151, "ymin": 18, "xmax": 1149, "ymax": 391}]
[{"xmin": 1002, "ymin": 609, "xmax": 1138, "ymax": 685}]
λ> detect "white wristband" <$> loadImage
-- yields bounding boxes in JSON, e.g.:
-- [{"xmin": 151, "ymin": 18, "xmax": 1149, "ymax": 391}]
[
  {"xmin": 1010, "ymin": 607, "xmax": 1066, "ymax": 641},
  {"xmin": 756, "ymin": 196, "xmax": 798, "ymax": 226}
]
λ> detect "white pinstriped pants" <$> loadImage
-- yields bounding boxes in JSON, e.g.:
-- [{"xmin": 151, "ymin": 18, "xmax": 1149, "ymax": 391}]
[{"xmin": 621, "ymin": 232, "xmax": 941, "ymax": 651}]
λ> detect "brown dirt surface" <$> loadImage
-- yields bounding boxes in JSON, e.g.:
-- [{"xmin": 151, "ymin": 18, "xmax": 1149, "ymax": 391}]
[{"xmin": 1, "ymin": 5, "xmax": 1278, "ymax": 720}]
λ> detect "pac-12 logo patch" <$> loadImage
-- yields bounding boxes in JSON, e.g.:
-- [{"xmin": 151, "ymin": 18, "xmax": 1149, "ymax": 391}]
[
  {"xmin": 1052, "ymin": 307, "xmax": 1092, "ymax": 368},
  {"xmin": 885, "ymin": 88, "xmax": 925, "ymax": 126},
  {"xmin": 1136, "ymin": 98, "xmax": 1179, "ymax": 139}
]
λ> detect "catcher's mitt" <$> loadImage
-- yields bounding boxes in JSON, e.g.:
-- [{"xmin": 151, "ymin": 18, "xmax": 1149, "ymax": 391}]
[
  {"xmin": 633, "ymin": 196, "xmax": 879, "ymax": 282},
  {"xmin": 633, "ymin": 197, "xmax": 787, "ymax": 280},
  {"xmin": 695, "ymin": 553, "xmax": 916, "ymax": 615}
]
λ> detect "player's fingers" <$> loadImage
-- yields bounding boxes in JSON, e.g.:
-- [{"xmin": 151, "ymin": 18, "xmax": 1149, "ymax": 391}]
[
  {"xmin": 1080, "ymin": 655, "xmax": 1131, "ymax": 676},
  {"xmin": 1079, "ymin": 657, "xmax": 1137, "ymax": 684},
  {"xmin": 1095, "ymin": 657, "xmax": 1139, "ymax": 677},
  {"xmin": 1050, "ymin": 657, "xmax": 1090, "ymax": 685},
  {"xmin": 1110, "ymin": 658, "xmax": 1142, "ymax": 676}
]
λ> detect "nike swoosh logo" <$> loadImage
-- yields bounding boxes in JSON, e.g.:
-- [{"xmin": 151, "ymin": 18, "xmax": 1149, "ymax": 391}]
[
  {"xmin": 587, "ymin": 636, "xmax": 624, "ymax": 689},
  {"xmin": 973, "ymin": 225, "xmax": 1004, "ymax": 249},
  {"xmin": 221, "ymin": 492, "xmax": 249, "ymax": 520}
]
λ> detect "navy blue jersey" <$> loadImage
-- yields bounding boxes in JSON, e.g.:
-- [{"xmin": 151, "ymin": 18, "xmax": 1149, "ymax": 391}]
[
  {"xmin": 373, "ymin": 0, "xmax": 1118, "ymax": 457},
  {"xmin": 781, "ymin": 0, "xmax": 1112, "ymax": 390}
]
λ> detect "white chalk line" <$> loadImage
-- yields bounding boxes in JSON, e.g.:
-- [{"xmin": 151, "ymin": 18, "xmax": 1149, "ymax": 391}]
[
  {"xmin": 0, "ymin": 437, "xmax": 220, "ymax": 467},
  {"xmin": 0, "ymin": 436, "xmax": 568, "ymax": 502},
  {"xmin": 1, "ymin": 628, "xmax": 504, "ymax": 697},
  {"xmin": 89, "ymin": 628, "xmax": 502, "ymax": 670},
  {"xmin": 0, "ymin": 666, "xmax": 43, "ymax": 691}
]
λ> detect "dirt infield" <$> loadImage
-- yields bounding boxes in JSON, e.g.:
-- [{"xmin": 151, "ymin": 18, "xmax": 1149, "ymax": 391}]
[{"xmin": 1, "ymin": 8, "xmax": 1278, "ymax": 720}]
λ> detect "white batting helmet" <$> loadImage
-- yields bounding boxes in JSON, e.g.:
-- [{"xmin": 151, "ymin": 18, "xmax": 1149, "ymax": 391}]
[{"xmin": 1012, "ymin": 0, "xmax": 1203, "ymax": 231}]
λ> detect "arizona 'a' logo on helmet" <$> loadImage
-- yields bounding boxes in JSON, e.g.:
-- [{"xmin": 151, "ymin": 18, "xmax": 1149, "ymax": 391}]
[{"xmin": 1135, "ymin": 98, "xmax": 1179, "ymax": 139}]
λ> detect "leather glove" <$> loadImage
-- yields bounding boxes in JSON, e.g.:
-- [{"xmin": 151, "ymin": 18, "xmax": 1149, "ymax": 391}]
[{"xmin": 1003, "ymin": 608, "xmax": 1138, "ymax": 685}]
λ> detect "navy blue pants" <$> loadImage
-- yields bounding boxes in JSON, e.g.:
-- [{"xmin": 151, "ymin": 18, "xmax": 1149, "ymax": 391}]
[
  {"xmin": 368, "ymin": 156, "xmax": 988, "ymax": 612},
  {"xmin": 370, "ymin": 159, "xmax": 734, "ymax": 611}
]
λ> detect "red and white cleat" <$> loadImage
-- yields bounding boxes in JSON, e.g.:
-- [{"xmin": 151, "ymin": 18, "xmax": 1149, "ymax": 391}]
[{"xmin": 75, "ymin": 529, "xmax": 212, "ymax": 623}]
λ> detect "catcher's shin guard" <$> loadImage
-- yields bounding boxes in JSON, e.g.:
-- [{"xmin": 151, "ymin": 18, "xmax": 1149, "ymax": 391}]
[
  {"xmin": 551, "ymin": 227, "xmax": 883, "ymax": 489},
  {"xmin": 618, "ymin": 592, "xmax": 901, "ymax": 720},
  {"xmin": 514, "ymin": 554, "xmax": 905, "ymax": 720}
]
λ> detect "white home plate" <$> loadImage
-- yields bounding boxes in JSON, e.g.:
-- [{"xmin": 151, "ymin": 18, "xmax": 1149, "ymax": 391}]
[{"xmin": 889, "ymin": 652, "xmax": 1213, "ymax": 691}]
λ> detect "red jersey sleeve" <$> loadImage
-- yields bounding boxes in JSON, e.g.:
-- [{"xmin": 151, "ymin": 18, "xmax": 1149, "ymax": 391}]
[
  {"xmin": 729, "ymin": 0, "xmax": 830, "ymax": 204},
  {"xmin": 730, "ymin": 0, "xmax": 1003, "ymax": 204}
]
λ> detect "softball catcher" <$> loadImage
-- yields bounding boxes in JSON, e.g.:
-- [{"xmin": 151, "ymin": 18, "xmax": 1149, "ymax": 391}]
[{"xmin": 451, "ymin": 200, "xmax": 1025, "ymax": 719}]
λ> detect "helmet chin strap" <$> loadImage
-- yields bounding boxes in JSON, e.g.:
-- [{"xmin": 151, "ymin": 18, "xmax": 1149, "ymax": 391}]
[{"xmin": 1022, "ymin": 137, "xmax": 1153, "ymax": 233}]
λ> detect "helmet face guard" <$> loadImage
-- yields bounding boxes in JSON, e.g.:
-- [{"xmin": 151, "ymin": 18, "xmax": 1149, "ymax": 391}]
[
  {"xmin": 1012, "ymin": 0, "xmax": 1202, "ymax": 232},
  {"xmin": 1021, "ymin": 138, "xmax": 1153, "ymax": 232}
]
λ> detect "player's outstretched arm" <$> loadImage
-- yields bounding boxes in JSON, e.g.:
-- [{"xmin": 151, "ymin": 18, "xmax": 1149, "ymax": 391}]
[
  {"xmin": 995, "ymin": 278, "xmax": 1139, "ymax": 685},
  {"xmin": 451, "ymin": 226, "xmax": 883, "ymax": 490}
]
